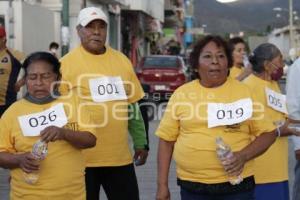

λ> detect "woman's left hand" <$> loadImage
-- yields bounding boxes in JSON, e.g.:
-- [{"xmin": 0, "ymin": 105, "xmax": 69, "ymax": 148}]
[
  {"xmin": 40, "ymin": 126, "xmax": 65, "ymax": 143},
  {"xmin": 221, "ymin": 152, "xmax": 246, "ymax": 177}
]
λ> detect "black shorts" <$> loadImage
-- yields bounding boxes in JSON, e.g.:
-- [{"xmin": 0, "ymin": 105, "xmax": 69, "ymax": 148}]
[{"xmin": 85, "ymin": 163, "xmax": 139, "ymax": 200}]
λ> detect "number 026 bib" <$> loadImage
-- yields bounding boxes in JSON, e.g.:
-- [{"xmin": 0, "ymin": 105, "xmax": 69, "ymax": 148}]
[
  {"xmin": 18, "ymin": 103, "xmax": 68, "ymax": 136},
  {"xmin": 89, "ymin": 76, "xmax": 128, "ymax": 103},
  {"xmin": 207, "ymin": 98, "xmax": 253, "ymax": 128}
]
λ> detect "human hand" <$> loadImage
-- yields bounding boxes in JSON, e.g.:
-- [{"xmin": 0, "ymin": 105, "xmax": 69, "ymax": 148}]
[
  {"xmin": 17, "ymin": 152, "xmax": 40, "ymax": 173},
  {"xmin": 40, "ymin": 126, "xmax": 65, "ymax": 143},
  {"xmin": 221, "ymin": 152, "xmax": 246, "ymax": 177},
  {"xmin": 14, "ymin": 77, "xmax": 25, "ymax": 92},
  {"xmin": 279, "ymin": 119, "xmax": 300, "ymax": 136},
  {"xmin": 133, "ymin": 149, "xmax": 148, "ymax": 166},
  {"xmin": 156, "ymin": 184, "xmax": 170, "ymax": 200}
]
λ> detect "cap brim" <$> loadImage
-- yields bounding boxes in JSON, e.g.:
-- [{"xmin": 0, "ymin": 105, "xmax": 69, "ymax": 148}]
[{"xmin": 80, "ymin": 16, "xmax": 108, "ymax": 27}]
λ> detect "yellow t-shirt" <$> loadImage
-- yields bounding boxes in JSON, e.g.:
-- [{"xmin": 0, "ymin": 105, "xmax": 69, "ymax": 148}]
[
  {"xmin": 0, "ymin": 48, "xmax": 25, "ymax": 105},
  {"xmin": 155, "ymin": 77, "xmax": 275, "ymax": 184},
  {"xmin": 0, "ymin": 96, "xmax": 93, "ymax": 200},
  {"xmin": 60, "ymin": 45, "xmax": 144, "ymax": 167},
  {"xmin": 230, "ymin": 66, "xmax": 243, "ymax": 79},
  {"xmin": 243, "ymin": 74, "xmax": 288, "ymax": 184}
]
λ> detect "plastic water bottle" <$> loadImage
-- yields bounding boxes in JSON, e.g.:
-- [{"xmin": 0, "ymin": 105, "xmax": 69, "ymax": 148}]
[
  {"xmin": 23, "ymin": 139, "xmax": 48, "ymax": 184},
  {"xmin": 216, "ymin": 137, "xmax": 243, "ymax": 185},
  {"xmin": 243, "ymin": 55, "xmax": 250, "ymax": 68}
]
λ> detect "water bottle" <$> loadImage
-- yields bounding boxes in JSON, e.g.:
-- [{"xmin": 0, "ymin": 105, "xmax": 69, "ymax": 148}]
[
  {"xmin": 243, "ymin": 55, "xmax": 250, "ymax": 68},
  {"xmin": 23, "ymin": 139, "xmax": 48, "ymax": 184},
  {"xmin": 216, "ymin": 137, "xmax": 243, "ymax": 185}
]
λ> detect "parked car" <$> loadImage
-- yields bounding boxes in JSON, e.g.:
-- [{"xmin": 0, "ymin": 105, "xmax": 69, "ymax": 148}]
[{"xmin": 136, "ymin": 55, "xmax": 189, "ymax": 101}]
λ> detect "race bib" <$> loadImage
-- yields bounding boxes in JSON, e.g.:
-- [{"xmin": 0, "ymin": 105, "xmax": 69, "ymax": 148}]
[
  {"xmin": 265, "ymin": 87, "xmax": 287, "ymax": 114},
  {"xmin": 207, "ymin": 98, "xmax": 253, "ymax": 128},
  {"xmin": 18, "ymin": 103, "xmax": 68, "ymax": 136},
  {"xmin": 89, "ymin": 76, "xmax": 128, "ymax": 102}
]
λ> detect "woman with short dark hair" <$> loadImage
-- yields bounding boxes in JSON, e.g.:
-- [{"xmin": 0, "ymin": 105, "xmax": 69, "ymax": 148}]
[
  {"xmin": 155, "ymin": 35, "xmax": 292, "ymax": 200},
  {"xmin": 0, "ymin": 52, "xmax": 96, "ymax": 200}
]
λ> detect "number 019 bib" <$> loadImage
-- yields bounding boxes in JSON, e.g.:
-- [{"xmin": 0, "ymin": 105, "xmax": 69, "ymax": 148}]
[
  {"xmin": 89, "ymin": 76, "xmax": 128, "ymax": 103},
  {"xmin": 207, "ymin": 98, "xmax": 253, "ymax": 128},
  {"xmin": 18, "ymin": 103, "xmax": 68, "ymax": 136}
]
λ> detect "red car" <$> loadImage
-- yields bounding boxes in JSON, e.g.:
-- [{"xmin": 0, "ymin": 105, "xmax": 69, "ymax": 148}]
[{"xmin": 136, "ymin": 55, "xmax": 189, "ymax": 101}]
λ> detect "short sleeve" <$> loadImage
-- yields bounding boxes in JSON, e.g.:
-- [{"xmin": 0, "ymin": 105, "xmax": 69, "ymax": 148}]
[
  {"xmin": 249, "ymin": 92, "xmax": 276, "ymax": 136},
  {"xmin": 155, "ymin": 92, "xmax": 180, "ymax": 141},
  {"xmin": 12, "ymin": 50, "xmax": 26, "ymax": 63},
  {"xmin": 0, "ymin": 117, "xmax": 16, "ymax": 153},
  {"xmin": 123, "ymin": 56, "xmax": 144, "ymax": 103}
]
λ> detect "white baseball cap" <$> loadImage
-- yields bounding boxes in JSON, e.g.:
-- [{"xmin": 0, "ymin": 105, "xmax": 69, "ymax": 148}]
[{"xmin": 77, "ymin": 7, "xmax": 108, "ymax": 27}]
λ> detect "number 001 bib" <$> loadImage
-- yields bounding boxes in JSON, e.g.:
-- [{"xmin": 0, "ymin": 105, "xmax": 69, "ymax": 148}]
[
  {"xmin": 89, "ymin": 76, "xmax": 128, "ymax": 103},
  {"xmin": 207, "ymin": 98, "xmax": 253, "ymax": 128}
]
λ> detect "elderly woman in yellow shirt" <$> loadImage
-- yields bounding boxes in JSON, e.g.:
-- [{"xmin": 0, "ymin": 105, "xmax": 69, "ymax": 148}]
[
  {"xmin": 243, "ymin": 43, "xmax": 294, "ymax": 200},
  {"xmin": 0, "ymin": 52, "xmax": 96, "ymax": 200},
  {"xmin": 155, "ymin": 35, "xmax": 293, "ymax": 200}
]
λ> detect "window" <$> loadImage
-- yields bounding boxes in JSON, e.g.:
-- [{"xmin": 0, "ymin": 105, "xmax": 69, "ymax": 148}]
[{"xmin": 143, "ymin": 57, "xmax": 178, "ymax": 68}]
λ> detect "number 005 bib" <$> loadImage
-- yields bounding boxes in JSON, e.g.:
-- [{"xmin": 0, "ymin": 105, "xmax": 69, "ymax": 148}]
[
  {"xmin": 207, "ymin": 98, "xmax": 253, "ymax": 128},
  {"xmin": 18, "ymin": 103, "xmax": 68, "ymax": 136},
  {"xmin": 265, "ymin": 87, "xmax": 287, "ymax": 114}
]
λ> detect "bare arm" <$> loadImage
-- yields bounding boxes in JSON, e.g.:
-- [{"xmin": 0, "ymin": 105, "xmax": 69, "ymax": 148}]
[
  {"xmin": 224, "ymin": 131, "xmax": 276, "ymax": 176},
  {"xmin": 239, "ymin": 131, "xmax": 276, "ymax": 162},
  {"xmin": 40, "ymin": 126, "xmax": 96, "ymax": 149},
  {"xmin": 156, "ymin": 138, "xmax": 175, "ymax": 200}
]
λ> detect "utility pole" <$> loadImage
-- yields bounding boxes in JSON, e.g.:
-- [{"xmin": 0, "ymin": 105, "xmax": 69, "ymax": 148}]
[
  {"xmin": 61, "ymin": 0, "xmax": 69, "ymax": 56},
  {"xmin": 289, "ymin": 0, "xmax": 294, "ymax": 49}
]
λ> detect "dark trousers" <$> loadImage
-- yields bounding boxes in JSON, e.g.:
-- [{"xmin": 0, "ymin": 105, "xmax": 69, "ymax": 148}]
[
  {"xmin": 85, "ymin": 164, "xmax": 139, "ymax": 200},
  {"xmin": 180, "ymin": 187, "xmax": 255, "ymax": 200}
]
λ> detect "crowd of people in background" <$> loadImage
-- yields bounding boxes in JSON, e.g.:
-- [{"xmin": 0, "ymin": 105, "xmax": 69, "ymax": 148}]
[{"xmin": 0, "ymin": 5, "xmax": 300, "ymax": 200}]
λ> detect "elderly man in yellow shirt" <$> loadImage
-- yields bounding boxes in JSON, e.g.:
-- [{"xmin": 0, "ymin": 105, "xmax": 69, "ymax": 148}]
[{"xmin": 59, "ymin": 7, "xmax": 148, "ymax": 200}]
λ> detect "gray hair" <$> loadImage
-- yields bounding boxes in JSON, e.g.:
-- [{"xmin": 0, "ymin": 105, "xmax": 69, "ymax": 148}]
[{"xmin": 249, "ymin": 43, "xmax": 281, "ymax": 73}]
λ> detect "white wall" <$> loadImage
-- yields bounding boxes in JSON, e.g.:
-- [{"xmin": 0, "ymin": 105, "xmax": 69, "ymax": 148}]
[
  {"xmin": 0, "ymin": 1, "xmax": 58, "ymax": 54},
  {"xmin": 268, "ymin": 33, "xmax": 290, "ymax": 59},
  {"xmin": 69, "ymin": 0, "xmax": 82, "ymax": 50},
  {"xmin": 125, "ymin": 0, "xmax": 164, "ymax": 22},
  {"xmin": 40, "ymin": 0, "xmax": 62, "ymax": 51},
  {"xmin": 21, "ymin": 2, "xmax": 56, "ymax": 54},
  {"xmin": 248, "ymin": 36, "xmax": 268, "ymax": 52}
]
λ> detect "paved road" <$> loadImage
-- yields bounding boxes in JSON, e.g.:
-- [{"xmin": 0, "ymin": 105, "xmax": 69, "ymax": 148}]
[{"xmin": 0, "ymin": 119, "xmax": 297, "ymax": 200}]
